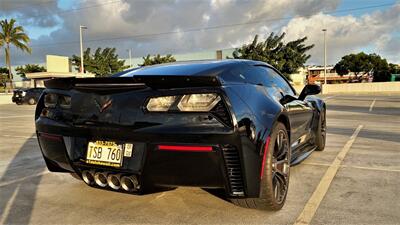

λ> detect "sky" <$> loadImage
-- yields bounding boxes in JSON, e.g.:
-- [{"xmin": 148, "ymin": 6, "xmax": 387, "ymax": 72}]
[{"xmin": 0, "ymin": 0, "xmax": 399, "ymax": 66}]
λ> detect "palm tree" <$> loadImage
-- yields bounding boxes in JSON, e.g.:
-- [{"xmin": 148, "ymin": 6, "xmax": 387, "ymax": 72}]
[{"xmin": 0, "ymin": 18, "xmax": 31, "ymax": 89}]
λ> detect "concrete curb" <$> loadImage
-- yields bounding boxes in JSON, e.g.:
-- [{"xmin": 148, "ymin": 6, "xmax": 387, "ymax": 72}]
[{"xmin": 0, "ymin": 94, "xmax": 13, "ymax": 105}]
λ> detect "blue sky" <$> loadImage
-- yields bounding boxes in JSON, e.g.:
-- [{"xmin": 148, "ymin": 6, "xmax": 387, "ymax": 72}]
[{"xmin": 0, "ymin": 0, "xmax": 399, "ymax": 66}]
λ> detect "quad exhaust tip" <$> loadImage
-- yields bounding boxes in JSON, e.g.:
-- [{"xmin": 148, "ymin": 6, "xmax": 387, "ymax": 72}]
[
  {"xmin": 121, "ymin": 175, "xmax": 139, "ymax": 192},
  {"xmin": 82, "ymin": 170, "xmax": 139, "ymax": 192},
  {"xmin": 82, "ymin": 170, "xmax": 95, "ymax": 186},
  {"xmin": 107, "ymin": 174, "xmax": 122, "ymax": 190},
  {"xmin": 94, "ymin": 172, "xmax": 109, "ymax": 187}
]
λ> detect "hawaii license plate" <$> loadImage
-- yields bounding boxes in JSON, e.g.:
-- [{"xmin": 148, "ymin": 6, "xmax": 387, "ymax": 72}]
[{"xmin": 86, "ymin": 141, "xmax": 123, "ymax": 167}]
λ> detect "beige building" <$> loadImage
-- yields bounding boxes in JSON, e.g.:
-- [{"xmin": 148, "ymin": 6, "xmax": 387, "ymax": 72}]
[
  {"xmin": 289, "ymin": 67, "xmax": 308, "ymax": 85},
  {"xmin": 26, "ymin": 55, "xmax": 94, "ymax": 87}
]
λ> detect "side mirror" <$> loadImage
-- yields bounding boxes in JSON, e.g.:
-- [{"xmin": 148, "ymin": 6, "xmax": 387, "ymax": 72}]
[{"xmin": 299, "ymin": 84, "xmax": 321, "ymax": 100}]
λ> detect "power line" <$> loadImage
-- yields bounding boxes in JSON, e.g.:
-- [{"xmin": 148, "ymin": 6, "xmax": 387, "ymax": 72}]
[
  {"xmin": 0, "ymin": 0, "xmax": 58, "ymax": 12},
  {"xmin": 25, "ymin": 2, "xmax": 397, "ymax": 49},
  {"xmin": 3, "ymin": 0, "xmax": 123, "ymax": 20}
]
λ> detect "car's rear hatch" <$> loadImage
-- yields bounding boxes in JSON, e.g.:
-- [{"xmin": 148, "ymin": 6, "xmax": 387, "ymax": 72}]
[{"xmin": 40, "ymin": 76, "xmax": 231, "ymax": 133}]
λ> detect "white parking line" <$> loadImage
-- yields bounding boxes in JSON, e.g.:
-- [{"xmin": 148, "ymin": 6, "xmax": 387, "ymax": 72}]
[
  {"xmin": 369, "ymin": 98, "xmax": 376, "ymax": 112},
  {"xmin": 322, "ymin": 95, "xmax": 336, "ymax": 102},
  {"xmin": 0, "ymin": 171, "xmax": 49, "ymax": 187},
  {"xmin": 0, "ymin": 134, "xmax": 37, "ymax": 139},
  {"xmin": 0, "ymin": 184, "xmax": 20, "ymax": 225},
  {"xmin": 0, "ymin": 115, "xmax": 33, "ymax": 119},
  {"xmin": 302, "ymin": 162, "xmax": 400, "ymax": 173},
  {"xmin": 294, "ymin": 124, "xmax": 363, "ymax": 225}
]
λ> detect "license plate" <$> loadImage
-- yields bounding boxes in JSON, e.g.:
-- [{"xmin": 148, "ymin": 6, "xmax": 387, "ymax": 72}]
[{"xmin": 86, "ymin": 141, "xmax": 123, "ymax": 167}]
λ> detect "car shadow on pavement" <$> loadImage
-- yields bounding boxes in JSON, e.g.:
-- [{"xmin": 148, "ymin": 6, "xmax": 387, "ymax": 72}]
[{"xmin": 0, "ymin": 136, "xmax": 46, "ymax": 225}]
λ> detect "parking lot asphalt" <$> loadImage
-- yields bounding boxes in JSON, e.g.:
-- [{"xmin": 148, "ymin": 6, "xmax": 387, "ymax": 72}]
[{"xmin": 0, "ymin": 94, "xmax": 399, "ymax": 225}]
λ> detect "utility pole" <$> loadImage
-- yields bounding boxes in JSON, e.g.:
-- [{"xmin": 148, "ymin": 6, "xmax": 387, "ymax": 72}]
[
  {"xmin": 79, "ymin": 25, "xmax": 88, "ymax": 74},
  {"xmin": 322, "ymin": 29, "xmax": 327, "ymax": 85},
  {"xmin": 127, "ymin": 49, "xmax": 132, "ymax": 68}
]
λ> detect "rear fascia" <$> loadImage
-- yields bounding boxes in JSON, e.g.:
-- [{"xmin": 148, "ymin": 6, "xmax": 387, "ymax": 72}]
[
  {"xmin": 35, "ymin": 83, "xmax": 255, "ymax": 194},
  {"xmin": 36, "ymin": 75, "xmax": 277, "ymax": 198}
]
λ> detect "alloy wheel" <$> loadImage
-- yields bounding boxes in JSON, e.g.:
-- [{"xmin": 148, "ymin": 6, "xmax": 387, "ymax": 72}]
[{"xmin": 271, "ymin": 130, "xmax": 290, "ymax": 204}]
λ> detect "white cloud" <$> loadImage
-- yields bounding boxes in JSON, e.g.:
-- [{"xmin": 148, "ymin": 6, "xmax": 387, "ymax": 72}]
[
  {"xmin": 2, "ymin": 0, "xmax": 399, "ymax": 66},
  {"xmin": 281, "ymin": 4, "xmax": 400, "ymax": 64}
]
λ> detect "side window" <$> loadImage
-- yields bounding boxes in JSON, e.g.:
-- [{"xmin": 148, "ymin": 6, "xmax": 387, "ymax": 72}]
[
  {"xmin": 252, "ymin": 66, "xmax": 274, "ymax": 87},
  {"xmin": 266, "ymin": 68, "xmax": 295, "ymax": 95}
]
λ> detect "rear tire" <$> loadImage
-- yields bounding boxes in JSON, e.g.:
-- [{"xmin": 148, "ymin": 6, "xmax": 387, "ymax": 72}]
[
  {"xmin": 230, "ymin": 122, "xmax": 290, "ymax": 210},
  {"xmin": 315, "ymin": 107, "xmax": 326, "ymax": 151}
]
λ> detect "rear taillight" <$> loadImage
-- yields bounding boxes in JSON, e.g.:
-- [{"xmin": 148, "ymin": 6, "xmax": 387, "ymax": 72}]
[
  {"xmin": 59, "ymin": 95, "xmax": 71, "ymax": 109},
  {"xmin": 44, "ymin": 93, "xmax": 71, "ymax": 109},
  {"xmin": 177, "ymin": 94, "xmax": 220, "ymax": 112},
  {"xmin": 44, "ymin": 93, "xmax": 58, "ymax": 108},
  {"xmin": 146, "ymin": 93, "xmax": 221, "ymax": 112},
  {"xmin": 146, "ymin": 96, "xmax": 177, "ymax": 112}
]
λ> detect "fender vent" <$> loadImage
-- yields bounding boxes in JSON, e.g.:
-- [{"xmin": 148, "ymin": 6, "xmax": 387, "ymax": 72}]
[{"xmin": 221, "ymin": 145, "xmax": 244, "ymax": 196}]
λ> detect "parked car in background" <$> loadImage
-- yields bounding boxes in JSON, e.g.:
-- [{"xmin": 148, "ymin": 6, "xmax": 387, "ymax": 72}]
[{"xmin": 12, "ymin": 88, "xmax": 44, "ymax": 105}]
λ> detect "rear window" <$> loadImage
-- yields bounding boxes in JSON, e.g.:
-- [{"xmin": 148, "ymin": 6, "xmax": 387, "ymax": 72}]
[{"xmin": 220, "ymin": 65, "xmax": 274, "ymax": 86}]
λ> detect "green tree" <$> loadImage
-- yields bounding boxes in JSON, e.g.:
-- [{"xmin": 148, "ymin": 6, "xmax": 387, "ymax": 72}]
[
  {"xmin": 231, "ymin": 32, "xmax": 314, "ymax": 79},
  {"xmin": 72, "ymin": 47, "xmax": 128, "ymax": 77},
  {"xmin": 15, "ymin": 64, "xmax": 46, "ymax": 79},
  {"xmin": 334, "ymin": 52, "xmax": 390, "ymax": 82},
  {"xmin": 389, "ymin": 63, "xmax": 400, "ymax": 74},
  {"xmin": 0, "ymin": 18, "xmax": 31, "ymax": 88},
  {"xmin": 139, "ymin": 54, "xmax": 176, "ymax": 66},
  {"xmin": 0, "ymin": 67, "xmax": 9, "ymax": 89}
]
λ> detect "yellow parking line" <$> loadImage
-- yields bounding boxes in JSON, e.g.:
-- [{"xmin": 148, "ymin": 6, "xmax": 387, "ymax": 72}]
[{"xmin": 294, "ymin": 125, "xmax": 363, "ymax": 225}]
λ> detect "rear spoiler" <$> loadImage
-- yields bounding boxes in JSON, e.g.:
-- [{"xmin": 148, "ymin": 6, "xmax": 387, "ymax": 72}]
[{"xmin": 44, "ymin": 76, "xmax": 221, "ymax": 90}]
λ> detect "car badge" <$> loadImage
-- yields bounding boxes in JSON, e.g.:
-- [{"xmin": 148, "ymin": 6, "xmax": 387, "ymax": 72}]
[{"xmin": 95, "ymin": 99, "xmax": 113, "ymax": 113}]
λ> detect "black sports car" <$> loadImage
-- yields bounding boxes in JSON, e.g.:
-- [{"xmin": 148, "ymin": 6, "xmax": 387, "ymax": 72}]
[{"xmin": 35, "ymin": 60, "xmax": 326, "ymax": 210}]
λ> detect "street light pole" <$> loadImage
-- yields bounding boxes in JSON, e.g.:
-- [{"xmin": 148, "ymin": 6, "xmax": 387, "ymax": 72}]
[
  {"xmin": 322, "ymin": 29, "xmax": 327, "ymax": 85},
  {"xmin": 127, "ymin": 49, "xmax": 132, "ymax": 68},
  {"xmin": 79, "ymin": 25, "xmax": 88, "ymax": 74}
]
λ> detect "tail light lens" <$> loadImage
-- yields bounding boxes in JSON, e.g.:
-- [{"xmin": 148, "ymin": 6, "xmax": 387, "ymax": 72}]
[
  {"xmin": 59, "ymin": 95, "xmax": 71, "ymax": 109},
  {"xmin": 44, "ymin": 93, "xmax": 58, "ymax": 108},
  {"xmin": 146, "ymin": 96, "xmax": 177, "ymax": 112},
  {"xmin": 146, "ymin": 93, "xmax": 221, "ymax": 112},
  {"xmin": 177, "ymin": 94, "xmax": 221, "ymax": 112},
  {"xmin": 44, "ymin": 93, "xmax": 71, "ymax": 109}
]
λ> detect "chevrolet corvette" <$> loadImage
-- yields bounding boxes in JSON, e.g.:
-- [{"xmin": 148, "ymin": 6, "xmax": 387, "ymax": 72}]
[{"xmin": 35, "ymin": 60, "xmax": 326, "ymax": 210}]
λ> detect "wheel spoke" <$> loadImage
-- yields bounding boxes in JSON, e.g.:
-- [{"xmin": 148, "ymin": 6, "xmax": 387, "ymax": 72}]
[
  {"xmin": 275, "ymin": 131, "xmax": 288, "ymax": 160},
  {"xmin": 272, "ymin": 172, "xmax": 287, "ymax": 203},
  {"xmin": 274, "ymin": 159, "xmax": 289, "ymax": 176},
  {"xmin": 271, "ymin": 128, "xmax": 290, "ymax": 204}
]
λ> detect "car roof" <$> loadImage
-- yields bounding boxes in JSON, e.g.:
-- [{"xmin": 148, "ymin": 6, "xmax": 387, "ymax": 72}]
[{"xmin": 118, "ymin": 59, "xmax": 271, "ymax": 77}]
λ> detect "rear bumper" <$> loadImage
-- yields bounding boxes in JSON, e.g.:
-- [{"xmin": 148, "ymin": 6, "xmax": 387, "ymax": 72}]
[
  {"xmin": 12, "ymin": 96, "xmax": 23, "ymax": 103},
  {"xmin": 35, "ymin": 117, "xmax": 256, "ymax": 197}
]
